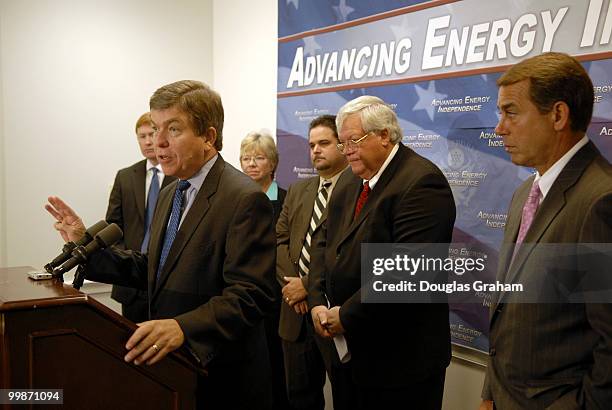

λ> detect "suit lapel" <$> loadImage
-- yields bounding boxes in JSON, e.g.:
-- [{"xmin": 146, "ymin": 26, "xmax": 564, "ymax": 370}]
[
  {"xmin": 496, "ymin": 179, "xmax": 531, "ymax": 282},
  {"xmin": 152, "ymin": 156, "xmax": 224, "ymax": 297},
  {"xmin": 132, "ymin": 160, "xmax": 147, "ymax": 223},
  {"xmin": 160, "ymin": 173, "xmax": 175, "ymax": 190},
  {"xmin": 147, "ymin": 179, "xmax": 175, "ymax": 298},
  {"xmin": 493, "ymin": 142, "xmax": 599, "ymax": 315},
  {"xmin": 491, "ymin": 180, "xmax": 530, "ymax": 316},
  {"xmin": 337, "ymin": 145, "xmax": 407, "ymax": 248},
  {"xmin": 333, "ymin": 176, "xmax": 363, "ymax": 251},
  {"xmin": 298, "ymin": 178, "xmax": 318, "ymax": 235}
]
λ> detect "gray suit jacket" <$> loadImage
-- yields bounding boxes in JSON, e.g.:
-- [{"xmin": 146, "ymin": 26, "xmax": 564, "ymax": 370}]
[
  {"xmin": 276, "ymin": 169, "xmax": 352, "ymax": 341},
  {"xmin": 485, "ymin": 142, "xmax": 612, "ymax": 409}
]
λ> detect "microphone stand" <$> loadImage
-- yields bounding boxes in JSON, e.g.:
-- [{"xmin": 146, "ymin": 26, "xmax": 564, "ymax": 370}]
[{"xmin": 73, "ymin": 264, "xmax": 87, "ymax": 290}]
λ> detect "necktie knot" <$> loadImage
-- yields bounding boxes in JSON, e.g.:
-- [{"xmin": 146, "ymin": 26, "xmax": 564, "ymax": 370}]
[
  {"xmin": 151, "ymin": 167, "xmax": 158, "ymax": 175},
  {"xmin": 177, "ymin": 180, "xmax": 191, "ymax": 192},
  {"xmin": 526, "ymin": 180, "xmax": 541, "ymax": 203}
]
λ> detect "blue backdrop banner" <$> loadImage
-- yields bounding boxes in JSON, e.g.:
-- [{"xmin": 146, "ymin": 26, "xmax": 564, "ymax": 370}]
[{"xmin": 277, "ymin": 0, "xmax": 612, "ymax": 353}]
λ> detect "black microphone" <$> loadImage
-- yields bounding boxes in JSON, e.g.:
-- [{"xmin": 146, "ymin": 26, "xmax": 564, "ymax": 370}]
[
  {"xmin": 44, "ymin": 220, "xmax": 109, "ymax": 273},
  {"xmin": 53, "ymin": 223, "xmax": 123, "ymax": 275}
]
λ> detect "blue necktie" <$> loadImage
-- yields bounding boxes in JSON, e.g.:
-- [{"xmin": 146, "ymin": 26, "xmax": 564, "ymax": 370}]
[
  {"xmin": 157, "ymin": 180, "xmax": 191, "ymax": 280},
  {"xmin": 141, "ymin": 168, "xmax": 160, "ymax": 252}
]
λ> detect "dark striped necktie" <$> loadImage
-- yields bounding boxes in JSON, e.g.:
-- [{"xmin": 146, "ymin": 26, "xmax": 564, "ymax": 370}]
[
  {"xmin": 298, "ymin": 180, "xmax": 332, "ymax": 277},
  {"xmin": 141, "ymin": 168, "xmax": 160, "ymax": 253}
]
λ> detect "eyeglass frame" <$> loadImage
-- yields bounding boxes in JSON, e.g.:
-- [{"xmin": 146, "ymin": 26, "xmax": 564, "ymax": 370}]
[
  {"xmin": 336, "ymin": 131, "xmax": 371, "ymax": 154},
  {"xmin": 240, "ymin": 154, "xmax": 268, "ymax": 164}
]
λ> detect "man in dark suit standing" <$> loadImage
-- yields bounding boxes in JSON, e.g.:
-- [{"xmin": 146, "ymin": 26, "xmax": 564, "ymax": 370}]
[
  {"xmin": 46, "ymin": 80, "xmax": 276, "ymax": 410},
  {"xmin": 276, "ymin": 114, "xmax": 348, "ymax": 409},
  {"xmin": 106, "ymin": 112, "xmax": 176, "ymax": 323},
  {"xmin": 309, "ymin": 96, "xmax": 456, "ymax": 409},
  {"xmin": 480, "ymin": 53, "xmax": 612, "ymax": 409}
]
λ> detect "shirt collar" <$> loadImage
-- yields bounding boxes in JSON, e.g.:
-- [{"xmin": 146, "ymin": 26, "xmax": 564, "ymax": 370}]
[
  {"xmin": 319, "ymin": 167, "xmax": 345, "ymax": 192},
  {"xmin": 366, "ymin": 143, "xmax": 399, "ymax": 189},
  {"xmin": 265, "ymin": 181, "xmax": 278, "ymax": 200},
  {"xmin": 182, "ymin": 154, "xmax": 219, "ymax": 193},
  {"xmin": 146, "ymin": 159, "xmax": 163, "ymax": 174},
  {"xmin": 535, "ymin": 136, "xmax": 588, "ymax": 201}
]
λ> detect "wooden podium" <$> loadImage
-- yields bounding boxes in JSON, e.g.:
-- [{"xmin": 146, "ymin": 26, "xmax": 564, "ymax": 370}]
[{"xmin": 0, "ymin": 266, "xmax": 199, "ymax": 410}]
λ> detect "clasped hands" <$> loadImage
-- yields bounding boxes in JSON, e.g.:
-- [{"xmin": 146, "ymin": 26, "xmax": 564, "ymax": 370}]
[
  {"xmin": 44, "ymin": 196, "xmax": 185, "ymax": 365},
  {"xmin": 282, "ymin": 276, "xmax": 309, "ymax": 315},
  {"xmin": 311, "ymin": 305, "xmax": 345, "ymax": 338}
]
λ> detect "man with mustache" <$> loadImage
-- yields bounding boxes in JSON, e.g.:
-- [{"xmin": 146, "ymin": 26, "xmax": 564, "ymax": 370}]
[{"xmin": 277, "ymin": 114, "xmax": 349, "ymax": 410}]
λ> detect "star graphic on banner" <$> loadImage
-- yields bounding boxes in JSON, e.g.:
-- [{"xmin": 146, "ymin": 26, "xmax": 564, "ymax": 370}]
[
  {"xmin": 413, "ymin": 82, "xmax": 448, "ymax": 122},
  {"xmin": 303, "ymin": 36, "xmax": 322, "ymax": 56},
  {"xmin": 390, "ymin": 15, "xmax": 417, "ymax": 41},
  {"xmin": 333, "ymin": 0, "xmax": 354, "ymax": 23},
  {"xmin": 286, "ymin": 0, "xmax": 299, "ymax": 10}
]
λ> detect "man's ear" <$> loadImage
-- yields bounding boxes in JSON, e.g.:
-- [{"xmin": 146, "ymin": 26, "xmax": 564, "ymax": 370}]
[
  {"xmin": 379, "ymin": 128, "xmax": 391, "ymax": 147},
  {"xmin": 204, "ymin": 127, "xmax": 217, "ymax": 148},
  {"xmin": 551, "ymin": 101, "xmax": 570, "ymax": 132}
]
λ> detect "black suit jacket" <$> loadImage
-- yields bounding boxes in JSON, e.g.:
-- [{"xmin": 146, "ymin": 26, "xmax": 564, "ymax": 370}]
[
  {"xmin": 309, "ymin": 144, "xmax": 456, "ymax": 388},
  {"xmin": 87, "ymin": 155, "xmax": 276, "ymax": 408},
  {"xmin": 484, "ymin": 142, "xmax": 612, "ymax": 409},
  {"xmin": 106, "ymin": 159, "xmax": 175, "ymax": 306},
  {"xmin": 271, "ymin": 186, "xmax": 287, "ymax": 226}
]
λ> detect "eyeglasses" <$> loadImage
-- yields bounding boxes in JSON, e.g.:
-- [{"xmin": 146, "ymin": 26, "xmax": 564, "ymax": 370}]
[
  {"xmin": 336, "ymin": 132, "xmax": 370, "ymax": 154},
  {"xmin": 240, "ymin": 155, "xmax": 268, "ymax": 164}
]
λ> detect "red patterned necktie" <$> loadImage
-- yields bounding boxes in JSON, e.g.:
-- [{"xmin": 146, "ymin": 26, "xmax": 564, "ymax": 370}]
[{"xmin": 354, "ymin": 181, "xmax": 370, "ymax": 219}]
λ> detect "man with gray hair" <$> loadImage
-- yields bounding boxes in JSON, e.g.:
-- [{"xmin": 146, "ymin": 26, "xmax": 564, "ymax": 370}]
[{"xmin": 308, "ymin": 96, "xmax": 456, "ymax": 409}]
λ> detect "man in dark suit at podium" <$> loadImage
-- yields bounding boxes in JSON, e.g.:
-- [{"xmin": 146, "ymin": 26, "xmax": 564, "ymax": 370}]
[
  {"xmin": 46, "ymin": 80, "xmax": 276, "ymax": 410},
  {"xmin": 106, "ymin": 112, "xmax": 176, "ymax": 323}
]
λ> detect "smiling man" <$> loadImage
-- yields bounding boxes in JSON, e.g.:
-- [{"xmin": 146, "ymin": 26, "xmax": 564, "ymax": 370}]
[
  {"xmin": 307, "ymin": 96, "xmax": 456, "ymax": 409},
  {"xmin": 46, "ymin": 80, "xmax": 276, "ymax": 410}
]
